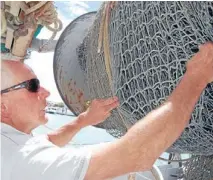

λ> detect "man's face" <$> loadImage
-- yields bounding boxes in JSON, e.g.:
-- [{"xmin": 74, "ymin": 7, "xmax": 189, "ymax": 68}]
[{"xmin": 5, "ymin": 63, "xmax": 50, "ymax": 130}]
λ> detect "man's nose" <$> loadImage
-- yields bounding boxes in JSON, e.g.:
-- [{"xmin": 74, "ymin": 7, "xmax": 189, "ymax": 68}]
[{"xmin": 38, "ymin": 87, "xmax": 50, "ymax": 99}]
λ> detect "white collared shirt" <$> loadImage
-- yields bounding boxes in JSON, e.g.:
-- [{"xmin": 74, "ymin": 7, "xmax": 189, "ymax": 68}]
[{"xmin": 1, "ymin": 123, "xmax": 91, "ymax": 180}]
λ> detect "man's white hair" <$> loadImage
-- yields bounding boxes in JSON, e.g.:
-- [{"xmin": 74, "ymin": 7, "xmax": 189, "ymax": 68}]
[{"xmin": 1, "ymin": 61, "xmax": 16, "ymax": 91}]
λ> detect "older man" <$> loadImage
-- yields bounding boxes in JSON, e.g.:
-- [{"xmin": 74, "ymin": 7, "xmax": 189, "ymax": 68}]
[{"xmin": 1, "ymin": 42, "xmax": 213, "ymax": 180}]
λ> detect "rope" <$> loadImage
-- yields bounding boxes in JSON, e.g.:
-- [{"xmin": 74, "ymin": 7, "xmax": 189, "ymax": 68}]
[
  {"xmin": 20, "ymin": 2, "xmax": 47, "ymax": 15},
  {"xmin": 19, "ymin": 1, "xmax": 62, "ymax": 52},
  {"xmin": 101, "ymin": 2, "xmax": 117, "ymax": 86},
  {"xmin": 98, "ymin": 2, "xmax": 136, "ymax": 180},
  {"xmin": 36, "ymin": 2, "xmax": 62, "ymax": 52},
  {"xmin": 100, "ymin": 2, "xmax": 131, "ymax": 130},
  {"xmin": 98, "ymin": 2, "xmax": 165, "ymax": 180}
]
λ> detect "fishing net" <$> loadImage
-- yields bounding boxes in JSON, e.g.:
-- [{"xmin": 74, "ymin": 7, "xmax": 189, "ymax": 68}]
[
  {"xmin": 81, "ymin": 2, "xmax": 213, "ymax": 179},
  {"xmin": 180, "ymin": 155, "xmax": 213, "ymax": 180},
  {"xmin": 54, "ymin": 1, "xmax": 213, "ymax": 179},
  {"xmin": 83, "ymin": 1, "xmax": 213, "ymax": 155}
]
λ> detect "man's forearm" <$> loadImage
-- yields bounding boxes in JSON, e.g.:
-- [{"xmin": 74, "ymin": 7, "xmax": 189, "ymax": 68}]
[
  {"xmin": 122, "ymin": 71, "xmax": 207, "ymax": 171},
  {"xmin": 47, "ymin": 115, "xmax": 85, "ymax": 147}
]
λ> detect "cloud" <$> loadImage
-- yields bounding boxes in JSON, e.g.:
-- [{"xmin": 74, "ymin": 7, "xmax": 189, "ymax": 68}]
[
  {"xmin": 74, "ymin": 1, "xmax": 89, "ymax": 9},
  {"xmin": 66, "ymin": 1, "xmax": 90, "ymax": 16}
]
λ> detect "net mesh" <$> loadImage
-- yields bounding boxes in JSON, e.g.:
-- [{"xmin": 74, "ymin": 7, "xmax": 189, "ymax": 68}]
[
  {"xmin": 82, "ymin": 1, "xmax": 213, "ymax": 155},
  {"xmin": 180, "ymin": 155, "xmax": 213, "ymax": 180},
  {"xmin": 75, "ymin": 1, "xmax": 213, "ymax": 179}
]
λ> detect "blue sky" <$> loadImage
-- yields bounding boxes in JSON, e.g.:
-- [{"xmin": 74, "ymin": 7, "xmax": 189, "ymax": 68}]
[
  {"xmin": 25, "ymin": 1, "xmax": 102, "ymax": 102},
  {"xmin": 55, "ymin": 1, "xmax": 102, "ymax": 18}
]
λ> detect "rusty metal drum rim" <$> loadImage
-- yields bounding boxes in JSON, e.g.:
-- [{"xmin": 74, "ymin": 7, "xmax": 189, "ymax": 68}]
[{"xmin": 53, "ymin": 11, "xmax": 97, "ymax": 116}]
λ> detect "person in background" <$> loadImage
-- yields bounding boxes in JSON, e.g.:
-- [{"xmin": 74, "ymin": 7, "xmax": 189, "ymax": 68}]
[{"xmin": 1, "ymin": 42, "xmax": 213, "ymax": 180}]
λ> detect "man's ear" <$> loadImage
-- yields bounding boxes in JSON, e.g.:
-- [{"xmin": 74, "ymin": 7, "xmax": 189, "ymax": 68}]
[
  {"xmin": 1, "ymin": 102, "xmax": 7, "ymax": 112},
  {"xmin": 1, "ymin": 101, "xmax": 10, "ymax": 120}
]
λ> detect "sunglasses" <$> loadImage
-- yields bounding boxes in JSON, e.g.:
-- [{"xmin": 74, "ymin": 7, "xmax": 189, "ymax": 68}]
[{"xmin": 1, "ymin": 78, "xmax": 40, "ymax": 94}]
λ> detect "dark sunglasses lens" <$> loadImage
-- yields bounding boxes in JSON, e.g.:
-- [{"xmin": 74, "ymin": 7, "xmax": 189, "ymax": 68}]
[{"xmin": 28, "ymin": 79, "xmax": 40, "ymax": 92}]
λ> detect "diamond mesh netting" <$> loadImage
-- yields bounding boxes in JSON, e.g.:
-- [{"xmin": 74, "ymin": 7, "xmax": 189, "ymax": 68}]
[
  {"xmin": 180, "ymin": 155, "xmax": 213, "ymax": 180},
  {"xmin": 83, "ymin": 1, "xmax": 213, "ymax": 155},
  {"xmin": 79, "ymin": 2, "xmax": 213, "ymax": 179},
  {"xmin": 55, "ymin": 1, "xmax": 213, "ymax": 179}
]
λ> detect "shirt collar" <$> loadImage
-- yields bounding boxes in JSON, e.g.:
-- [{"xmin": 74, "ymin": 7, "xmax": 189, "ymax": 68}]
[{"xmin": 1, "ymin": 123, "xmax": 32, "ymax": 136}]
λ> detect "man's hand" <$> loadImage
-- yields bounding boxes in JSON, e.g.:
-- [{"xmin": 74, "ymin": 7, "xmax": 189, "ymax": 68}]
[
  {"xmin": 78, "ymin": 96, "xmax": 119, "ymax": 127},
  {"xmin": 187, "ymin": 42, "xmax": 213, "ymax": 83},
  {"xmin": 47, "ymin": 97, "xmax": 119, "ymax": 147}
]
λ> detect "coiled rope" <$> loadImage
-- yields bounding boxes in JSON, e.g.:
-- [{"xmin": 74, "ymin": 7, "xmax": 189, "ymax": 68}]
[{"xmin": 20, "ymin": 1, "xmax": 62, "ymax": 52}]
